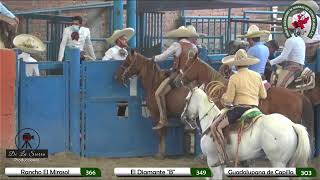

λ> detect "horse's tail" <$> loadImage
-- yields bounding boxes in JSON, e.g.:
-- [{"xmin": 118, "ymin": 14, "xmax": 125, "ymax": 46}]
[
  {"xmin": 302, "ymin": 95, "xmax": 315, "ymax": 156},
  {"xmin": 289, "ymin": 124, "xmax": 311, "ymax": 166}
]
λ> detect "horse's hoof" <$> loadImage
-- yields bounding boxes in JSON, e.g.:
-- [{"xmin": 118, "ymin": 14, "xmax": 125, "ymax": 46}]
[{"xmin": 155, "ymin": 153, "xmax": 165, "ymax": 160}]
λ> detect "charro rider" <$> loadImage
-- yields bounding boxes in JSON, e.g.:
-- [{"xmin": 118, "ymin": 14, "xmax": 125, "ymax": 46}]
[
  {"xmin": 102, "ymin": 28, "xmax": 135, "ymax": 61},
  {"xmin": 13, "ymin": 34, "xmax": 46, "ymax": 77},
  {"xmin": 238, "ymin": 25, "xmax": 270, "ymax": 79},
  {"xmin": 210, "ymin": 49, "xmax": 267, "ymax": 163},
  {"xmin": 269, "ymin": 17, "xmax": 306, "ymax": 88},
  {"xmin": 152, "ymin": 25, "xmax": 199, "ymax": 130}
]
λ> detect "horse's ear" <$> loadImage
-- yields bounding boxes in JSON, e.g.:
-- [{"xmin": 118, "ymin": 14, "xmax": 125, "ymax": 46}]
[
  {"xmin": 199, "ymin": 83, "xmax": 205, "ymax": 90},
  {"xmin": 130, "ymin": 49, "xmax": 136, "ymax": 56}
]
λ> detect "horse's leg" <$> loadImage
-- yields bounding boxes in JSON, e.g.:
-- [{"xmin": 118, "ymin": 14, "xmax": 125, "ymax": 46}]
[
  {"xmin": 156, "ymin": 128, "xmax": 166, "ymax": 159},
  {"xmin": 270, "ymin": 162, "xmax": 289, "ymax": 180}
]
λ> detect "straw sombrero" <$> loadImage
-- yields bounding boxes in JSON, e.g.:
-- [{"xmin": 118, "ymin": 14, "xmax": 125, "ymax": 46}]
[
  {"xmin": 13, "ymin": 34, "xmax": 46, "ymax": 54},
  {"xmin": 165, "ymin": 26, "xmax": 199, "ymax": 38},
  {"xmin": 292, "ymin": 0, "xmax": 319, "ymax": 12},
  {"xmin": 186, "ymin": 25, "xmax": 207, "ymax": 38},
  {"xmin": 237, "ymin": 25, "xmax": 270, "ymax": 38},
  {"xmin": 106, "ymin": 27, "xmax": 135, "ymax": 44},
  {"xmin": 222, "ymin": 49, "xmax": 259, "ymax": 66}
]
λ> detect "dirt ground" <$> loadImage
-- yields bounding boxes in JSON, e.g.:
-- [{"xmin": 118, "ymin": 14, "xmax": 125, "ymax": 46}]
[{"xmin": 0, "ymin": 151, "xmax": 319, "ymax": 180}]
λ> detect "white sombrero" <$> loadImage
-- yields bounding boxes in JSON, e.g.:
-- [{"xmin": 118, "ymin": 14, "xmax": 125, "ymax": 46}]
[
  {"xmin": 186, "ymin": 25, "xmax": 207, "ymax": 38},
  {"xmin": 222, "ymin": 49, "xmax": 259, "ymax": 66},
  {"xmin": 165, "ymin": 26, "xmax": 199, "ymax": 38},
  {"xmin": 237, "ymin": 25, "xmax": 270, "ymax": 38},
  {"xmin": 106, "ymin": 27, "xmax": 135, "ymax": 44},
  {"xmin": 292, "ymin": 0, "xmax": 319, "ymax": 12},
  {"xmin": 13, "ymin": 34, "xmax": 46, "ymax": 54}
]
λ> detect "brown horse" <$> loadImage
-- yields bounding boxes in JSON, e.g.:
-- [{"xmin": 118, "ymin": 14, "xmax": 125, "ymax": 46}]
[{"xmin": 115, "ymin": 50, "xmax": 190, "ymax": 158}]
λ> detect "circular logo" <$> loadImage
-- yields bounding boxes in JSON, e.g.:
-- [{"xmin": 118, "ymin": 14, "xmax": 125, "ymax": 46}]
[
  {"xmin": 15, "ymin": 128, "xmax": 41, "ymax": 150},
  {"xmin": 282, "ymin": 3, "xmax": 317, "ymax": 39}
]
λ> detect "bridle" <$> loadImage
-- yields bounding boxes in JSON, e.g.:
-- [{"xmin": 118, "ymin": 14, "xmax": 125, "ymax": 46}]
[{"xmin": 120, "ymin": 53, "xmax": 138, "ymax": 82}]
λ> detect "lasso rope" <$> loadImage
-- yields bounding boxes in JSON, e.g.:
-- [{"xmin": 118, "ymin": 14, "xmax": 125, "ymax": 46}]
[{"xmin": 205, "ymin": 81, "xmax": 226, "ymax": 102}]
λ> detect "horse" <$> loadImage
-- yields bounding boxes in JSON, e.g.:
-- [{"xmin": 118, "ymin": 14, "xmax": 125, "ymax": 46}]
[
  {"xmin": 181, "ymin": 85, "xmax": 311, "ymax": 180},
  {"xmin": 114, "ymin": 50, "xmax": 191, "ymax": 158},
  {"xmin": 181, "ymin": 56, "xmax": 315, "ymax": 153}
]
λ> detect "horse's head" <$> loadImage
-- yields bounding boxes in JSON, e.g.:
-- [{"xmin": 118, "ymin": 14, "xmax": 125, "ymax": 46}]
[
  {"xmin": 181, "ymin": 84, "xmax": 205, "ymax": 129},
  {"xmin": 227, "ymin": 40, "xmax": 249, "ymax": 55},
  {"xmin": 115, "ymin": 49, "xmax": 144, "ymax": 85}
]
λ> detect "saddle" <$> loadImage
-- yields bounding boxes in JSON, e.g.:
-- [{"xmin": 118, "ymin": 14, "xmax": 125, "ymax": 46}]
[
  {"xmin": 272, "ymin": 66, "xmax": 315, "ymax": 91},
  {"xmin": 216, "ymin": 108, "xmax": 263, "ymax": 144}
]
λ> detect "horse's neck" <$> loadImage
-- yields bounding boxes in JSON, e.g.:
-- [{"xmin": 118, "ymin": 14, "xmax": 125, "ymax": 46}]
[
  {"xmin": 139, "ymin": 59, "xmax": 165, "ymax": 95},
  {"xmin": 198, "ymin": 97, "xmax": 221, "ymax": 133},
  {"xmin": 197, "ymin": 61, "xmax": 227, "ymax": 85}
]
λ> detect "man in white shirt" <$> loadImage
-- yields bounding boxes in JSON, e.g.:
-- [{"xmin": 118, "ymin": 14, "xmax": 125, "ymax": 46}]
[
  {"xmin": 269, "ymin": 18, "xmax": 306, "ymax": 88},
  {"xmin": 58, "ymin": 16, "xmax": 96, "ymax": 61},
  {"xmin": 102, "ymin": 28, "xmax": 135, "ymax": 61},
  {"xmin": 292, "ymin": 0, "xmax": 320, "ymax": 61},
  {"xmin": 152, "ymin": 25, "xmax": 199, "ymax": 130},
  {"xmin": 13, "ymin": 34, "xmax": 46, "ymax": 77}
]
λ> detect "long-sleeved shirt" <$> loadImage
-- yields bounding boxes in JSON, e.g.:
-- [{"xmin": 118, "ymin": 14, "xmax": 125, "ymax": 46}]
[
  {"xmin": 58, "ymin": 26, "xmax": 96, "ymax": 61},
  {"xmin": 292, "ymin": 13, "xmax": 320, "ymax": 43},
  {"xmin": 154, "ymin": 39, "xmax": 197, "ymax": 62},
  {"xmin": 102, "ymin": 45, "xmax": 128, "ymax": 61},
  {"xmin": 18, "ymin": 52, "xmax": 40, "ymax": 77},
  {"xmin": 247, "ymin": 42, "xmax": 269, "ymax": 75},
  {"xmin": 0, "ymin": 2, "xmax": 15, "ymax": 18},
  {"xmin": 269, "ymin": 36, "xmax": 305, "ymax": 66},
  {"xmin": 222, "ymin": 68, "xmax": 267, "ymax": 106}
]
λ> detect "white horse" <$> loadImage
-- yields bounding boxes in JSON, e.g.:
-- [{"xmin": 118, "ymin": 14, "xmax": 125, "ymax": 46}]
[{"xmin": 181, "ymin": 86, "xmax": 311, "ymax": 180}]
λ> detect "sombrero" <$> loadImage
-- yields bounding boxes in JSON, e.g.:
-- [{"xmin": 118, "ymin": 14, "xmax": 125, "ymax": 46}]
[
  {"xmin": 165, "ymin": 26, "xmax": 199, "ymax": 38},
  {"xmin": 292, "ymin": 0, "xmax": 319, "ymax": 12},
  {"xmin": 222, "ymin": 49, "xmax": 259, "ymax": 66},
  {"xmin": 186, "ymin": 25, "xmax": 207, "ymax": 38},
  {"xmin": 0, "ymin": 14, "xmax": 18, "ymax": 26},
  {"xmin": 237, "ymin": 25, "xmax": 270, "ymax": 38},
  {"xmin": 13, "ymin": 34, "xmax": 46, "ymax": 54},
  {"xmin": 106, "ymin": 27, "xmax": 135, "ymax": 44}
]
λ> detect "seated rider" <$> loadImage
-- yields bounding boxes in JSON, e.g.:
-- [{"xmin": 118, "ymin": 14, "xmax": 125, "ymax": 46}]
[
  {"xmin": 269, "ymin": 17, "xmax": 305, "ymax": 88},
  {"xmin": 152, "ymin": 25, "xmax": 199, "ymax": 130},
  {"xmin": 210, "ymin": 49, "xmax": 267, "ymax": 162}
]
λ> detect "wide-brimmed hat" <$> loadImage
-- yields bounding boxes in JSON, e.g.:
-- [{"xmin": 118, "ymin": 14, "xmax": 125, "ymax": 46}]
[
  {"xmin": 292, "ymin": 0, "xmax": 319, "ymax": 12},
  {"xmin": 165, "ymin": 26, "xmax": 199, "ymax": 38},
  {"xmin": 186, "ymin": 25, "xmax": 207, "ymax": 38},
  {"xmin": 222, "ymin": 49, "xmax": 259, "ymax": 66},
  {"xmin": 13, "ymin": 34, "xmax": 46, "ymax": 54},
  {"xmin": 106, "ymin": 27, "xmax": 135, "ymax": 44},
  {"xmin": 237, "ymin": 25, "xmax": 270, "ymax": 38}
]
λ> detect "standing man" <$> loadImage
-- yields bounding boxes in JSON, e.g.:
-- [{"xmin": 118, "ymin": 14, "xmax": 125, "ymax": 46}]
[
  {"xmin": 102, "ymin": 28, "xmax": 135, "ymax": 61},
  {"xmin": 238, "ymin": 25, "xmax": 270, "ymax": 78},
  {"xmin": 292, "ymin": 0, "xmax": 320, "ymax": 62},
  {"xmin": 13, "ymin": 34, "xmax": 46, "ymax": 77},
  {"xmin": 58, "ymin": 16, "xmax": 96, "ymax": 61},
  {"xmin": 0, "ymin": 2, "xmax": 19, "ymax": 48},
  {"xmin": 264, "ymin": 40, "xmax": 279, "ymax": 81}
]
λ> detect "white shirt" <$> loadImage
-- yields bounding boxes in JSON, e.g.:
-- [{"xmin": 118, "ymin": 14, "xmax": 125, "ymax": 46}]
[
  {"xmin": 292, "ymin": 12, "xmax": 320, "ymax": 43},
  {"xmin": 154, "ymin": 38, "xmax": 198, "ymax": 62},
  {"xmin": 18, "ymin": 52, "xmax": 40, "ymax": 77},
  {"xmin": 269, "ymin": 36, "xmax": 305, "ymax": 66},
  {"xmin": 58, "ymin": 26, "xmax": 96, "ymax": 61},
  {"xmin": 102, "ymin": 45, "xmax": 128, "ymax": 61}
]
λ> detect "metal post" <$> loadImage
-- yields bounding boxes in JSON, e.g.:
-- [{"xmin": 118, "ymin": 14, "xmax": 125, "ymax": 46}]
[
  {"xmin": 226, "ymin": 8, "xmax": 232, "ymax": 44},
  {"xmin": 65, "ymin": 48, "xmax": 81, "ymax": 155},
  {"xmin": 113, "ymin": 0, "xmax": 123, "ymax": 30},
  {"xmin": 127, "ymin": 0, "xmax": 136, "ymax": 48}
]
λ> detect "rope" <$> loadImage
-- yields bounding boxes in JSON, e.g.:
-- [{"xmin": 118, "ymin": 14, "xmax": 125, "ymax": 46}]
[{"xmin": 205, "ymin": 81, "xmax": 226, "ymax": 102}]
